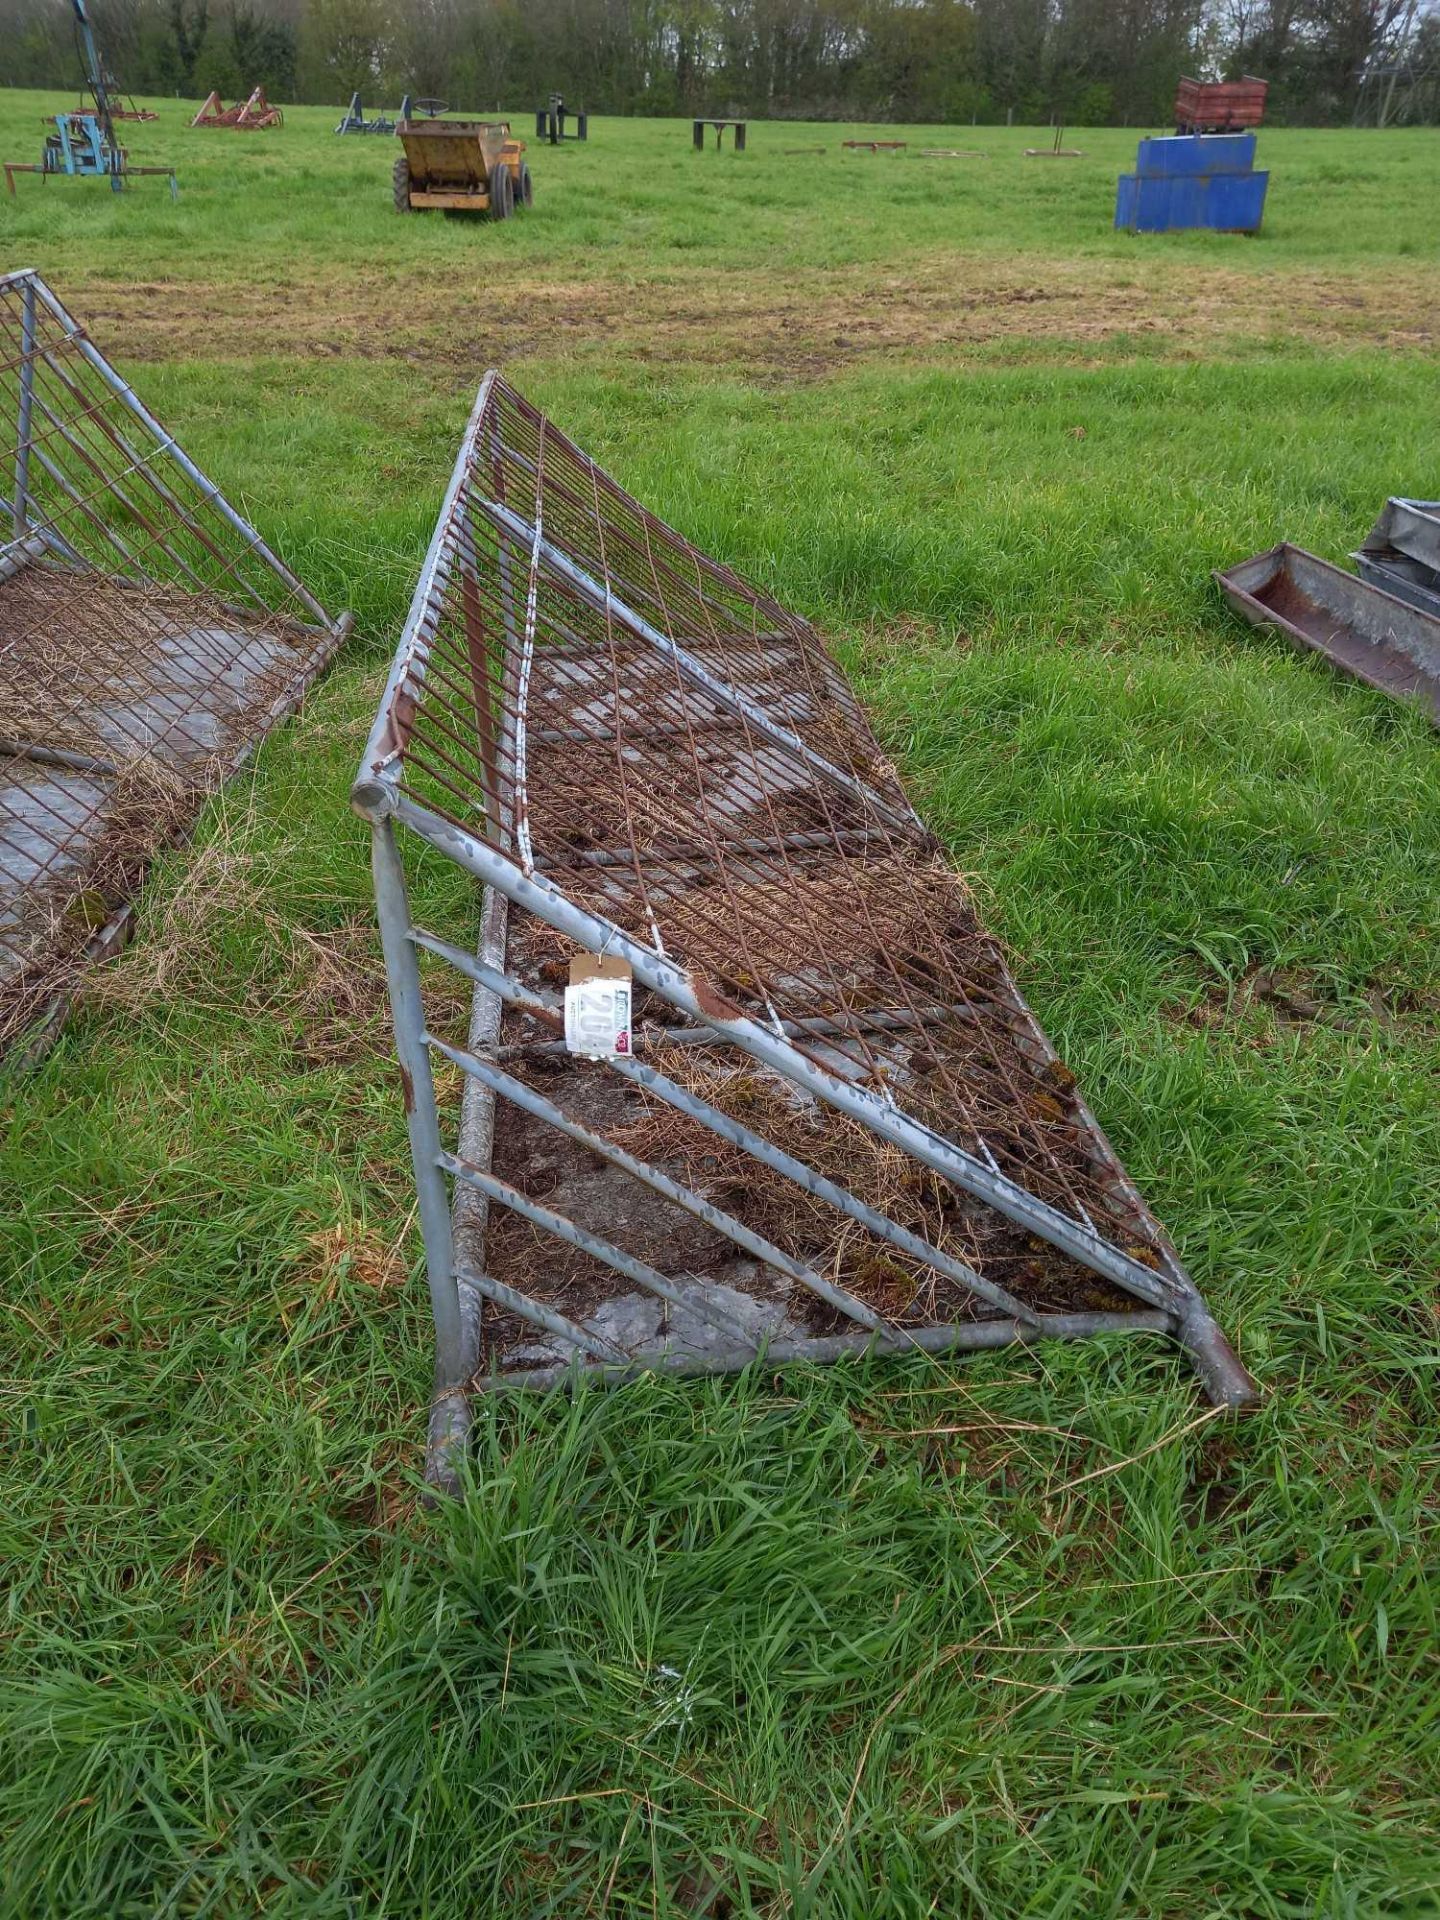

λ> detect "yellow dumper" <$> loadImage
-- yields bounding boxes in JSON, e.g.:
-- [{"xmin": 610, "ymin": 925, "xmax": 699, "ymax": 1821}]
[{"xmin": 393, "ymin": 115, "xmax": 532, "ymax": 218}]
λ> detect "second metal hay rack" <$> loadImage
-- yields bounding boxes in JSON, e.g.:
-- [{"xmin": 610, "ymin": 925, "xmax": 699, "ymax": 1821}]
[{"xmin": 354, "ymin": 373, "xmax": 1258, "ymax": 1488}]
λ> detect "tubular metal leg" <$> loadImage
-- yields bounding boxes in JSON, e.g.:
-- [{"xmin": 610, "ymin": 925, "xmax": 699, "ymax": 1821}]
[{"xmin": 370, "ymin": 820, "xmax": 467, "ymax": 1489}]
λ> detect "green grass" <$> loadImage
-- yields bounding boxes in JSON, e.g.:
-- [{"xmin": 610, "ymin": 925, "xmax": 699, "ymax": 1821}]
[
  {"xmin": 2, "ymin": 94, "xmax": 1438, "ymax": 281},
  {"xmin": 2, "ymin": 95, "xmax": 1440, "ymax": 1915}
]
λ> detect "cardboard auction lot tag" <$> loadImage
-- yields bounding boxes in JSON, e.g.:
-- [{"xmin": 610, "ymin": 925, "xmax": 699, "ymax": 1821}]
[{"xmin": 564, "ymin": 953, "xmax": 633, "ymax": 1059}]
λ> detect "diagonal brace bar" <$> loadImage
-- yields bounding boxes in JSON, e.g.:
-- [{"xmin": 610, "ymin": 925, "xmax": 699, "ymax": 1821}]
[
  {"xmin": 428, "ymin": 1031, "xmax": 886, "ymax": 1332},
  {"xmin": 442, "ymin": 1153, "xmax": 766, "ymax": 1353},
  {"xmin": 413, "ymin": 927, "xmax": 1051, "ymax": 1331}
]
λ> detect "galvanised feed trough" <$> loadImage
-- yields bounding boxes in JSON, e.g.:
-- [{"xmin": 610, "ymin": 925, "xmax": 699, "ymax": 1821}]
[
  {"xmin": 355, "ymin": 374, "xmax": 1258, "ymax": 1490},
  {"xmin": 1217, "ymin": 542, "xmax": 1440, "ymax": 725},
  {"xmin": 0, "ymin": 268, "xmax": 350, "ymax": 1056},
  {"xmin": 1356, "ymin": 499, "xmax": 1440, "ymax": 621}
]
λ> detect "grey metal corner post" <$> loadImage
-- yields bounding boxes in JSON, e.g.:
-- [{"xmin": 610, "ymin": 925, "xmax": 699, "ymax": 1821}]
[
  {"xmin": 369, "ymin": 815, "xmax": 474, "ymax": 1491},
  {"xmin": 11, "ymin": 278, "xmax": 35, "ymax": 536}
]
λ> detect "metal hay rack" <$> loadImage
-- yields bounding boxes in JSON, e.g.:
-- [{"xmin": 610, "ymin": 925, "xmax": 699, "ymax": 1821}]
[
  {"xmin": 0, "ymin": 268, "xmax": 349, "ymax": 1057},
  {"xmin": 354, "ymin": 374, "xmax": 1258, "ymax": 1489}
]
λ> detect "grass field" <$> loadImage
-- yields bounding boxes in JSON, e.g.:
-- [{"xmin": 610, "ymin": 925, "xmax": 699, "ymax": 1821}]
[{"xmin": 2, "ymin": 93, "xmax": 1440, "ymax": 1915}]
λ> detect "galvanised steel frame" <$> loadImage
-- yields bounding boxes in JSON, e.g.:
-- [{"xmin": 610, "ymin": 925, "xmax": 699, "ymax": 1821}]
[{"xmin": 354, "ymin": 372, "xmax": 1259, "ymax": 1491}]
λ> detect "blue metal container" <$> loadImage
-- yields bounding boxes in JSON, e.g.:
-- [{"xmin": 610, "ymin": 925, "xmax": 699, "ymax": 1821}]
[
  {"xmin": 1206, "ymin": 170, "xmax": 1268, "ymax": 231},
  {"xmin": 1115, "ymin": 169, "xmax": 1268, "ymax": 233},
  {"xmin": 1134, "ymin": 133, "xmax": 1257, "ymax": 176}
]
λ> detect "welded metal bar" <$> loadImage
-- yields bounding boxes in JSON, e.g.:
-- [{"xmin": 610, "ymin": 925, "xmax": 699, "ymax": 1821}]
[
  {"xmin": 531, "ymin": 717, "xmax": 742, "ymax": 745},
  {"xmin": 474, "ymin": 497, "xmax": 918, "ymax": 835},
  {"xmin": 25, "ymin": 436, "xmax": 149, "ymax": 577},
  {"xmin": 442, "ymin": 1153, "xmax": 764, "ymax": 1351},
  {"xmin": 12, "ymin": 278, "xmax": 35, "ymax": 535},
  {"xmin": 456, "ymin": 1263, "xmax": 623, "ymax": 1363},
  {"xmin": 451, "ymin": 886, "xmax": 508, "ymax": 1287},
  {"xmin": 369, "ymin": 821, "xmax": 465, "ymax": 1386},
  {"xmin": 20, "ymin": 369, "xmax": 217, "ymax": 600},
  {"xmin": 497, "ymin": 1004, "xmax": 954, "ymax": 1057},
  {"xmin": 0, "ymin": 513, "xmax": 85, "ymax": 569},
  {"xmin": 534, "ymin": 634, "xmax": 800, "ymax": 663},
  {"xmin": 408, "ymin": 929, "xmax": 1050, "ymax": 1330},
  {"xmin": 377, "ymin": 797, "xmax": 1179, "ymax": 1312},
  {"xmin": 482, "ymin": 1307, "xmax": 1175, "ymax": 1393},
  {"xmin": 423, "ymin": 890, "xmax": 507, "ymax": 1495},
  {"xmin": 0, "ymin": 531, "xmax": 47, "ymax": 582},
  {"xmin": 23, "ymin": 273, "xmax": 334, "ymax": 630},
  {"xmin": 358, "ymin": 375, "xmax": 497, "ymax": 785},
  {"xmin": 429, "ymin": 1033, "xmax": 885, "ymax": 1332},
  {"xmin": 28, "ymin": 339, "xmax": 258, "ymax": 605}
]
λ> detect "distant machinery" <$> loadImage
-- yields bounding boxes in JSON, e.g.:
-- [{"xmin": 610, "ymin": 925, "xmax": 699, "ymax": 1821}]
[
  {"xmin": 4, "ymin": 0, "xmax": 176, "ymax": 197},
  {"xmin": 190, "ymin": 87, "xmax": 284, "ymax": 129},
  {"xmin": 335, "ymin": 93, "xmax": 398, "ymax": 135},
  {"xmin": 536, "ymin": 94, "xmax": 587, "ymax": 142}
]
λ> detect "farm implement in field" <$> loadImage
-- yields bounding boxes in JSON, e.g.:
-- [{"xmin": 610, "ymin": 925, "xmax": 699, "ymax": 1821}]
[
  {"xmin": 537, "ymin": 94, "xmax": 587, "ymax": 142},
  {"xmin": 4, "ymin": 0, "xmax": 175, "ymax": 198},
  {"xmin": 393, "ymin": 114, "xmax": 532, "ymax": 217},
  {"xmin": 1174, "ymin": 75, "xmax": 1268, "ymax": 133},
  {"xmin": 190, "ymin": 88, "xmax": 283, "ymax": 130},
  {"xmin": 354, "ymin": 374, "xmax": 1259, "ymax": 1491},
  {"xmin": 335, "ymin": 93, "xmax": 399, "ymax": 135}
]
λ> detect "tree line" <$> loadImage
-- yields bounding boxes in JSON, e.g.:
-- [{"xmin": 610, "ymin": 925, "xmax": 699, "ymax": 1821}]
[{"xmin": 2, "ymin": 0, "xmax": 1436, "ymax": 125}]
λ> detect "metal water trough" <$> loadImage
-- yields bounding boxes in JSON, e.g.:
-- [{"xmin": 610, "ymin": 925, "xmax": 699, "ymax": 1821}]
[
  {"xmin": 1363, "ymin": 498, "xmax": 1440, "ymax": 574},
  {"xmin": 355, "ymin": 373, "xmax": 1257, "ymax": 1491},
  {"xmin": 1355, "ymin": 499, "xmax": 1440, "ymax": 619},
  {"xmin": 1216, "ymin": 543, "xmax": 1440, "ymax": 724},
  {"xmin": 0, "ymin": 268, "xmax": 350, "ymax": 1057}
]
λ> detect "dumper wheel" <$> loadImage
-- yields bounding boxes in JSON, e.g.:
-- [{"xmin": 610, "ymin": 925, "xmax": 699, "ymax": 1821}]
[
  {"xmin": 514, "ymin": 162, "xmax": 533, "ymax": 209},
  {"xmin": 392, "ymin": 155, "xmax": 412, "ymax": 212},
  {"xmin": 488, "ymin": 159, "xmax": 513, "ymax": 220}
]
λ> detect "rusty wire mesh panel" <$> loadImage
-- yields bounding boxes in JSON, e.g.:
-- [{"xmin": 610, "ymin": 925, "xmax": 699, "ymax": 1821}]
[
  {"xmin": 0, "ymin": 267, "xmax": 349, "ymax": 1052},
  {"xmin": 354, "ymin": 372, "xmax": 1256, "ymax": 1486}
]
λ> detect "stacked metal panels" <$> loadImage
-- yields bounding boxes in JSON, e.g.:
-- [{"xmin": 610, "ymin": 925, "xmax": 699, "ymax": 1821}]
[
  {"xmin": 1356, "ymin": 500, "xmax": 1440, "ymax": 620},
  {"xmin": 1115, "ymin": 132, "xmax": 1268, "ymax": 234}
]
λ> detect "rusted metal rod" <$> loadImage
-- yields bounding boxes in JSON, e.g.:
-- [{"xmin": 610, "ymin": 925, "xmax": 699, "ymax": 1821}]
[
  {"xmin": 473, "ymin": 496, "xmax": 918, "ymax": 835},
  {"xmin": 24, "ymin": 272, "xmax": 332, "ymax": 628}
]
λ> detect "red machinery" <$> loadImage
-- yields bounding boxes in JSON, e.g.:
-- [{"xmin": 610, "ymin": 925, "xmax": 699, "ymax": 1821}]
[
  {"xmin": 190, "ymin": 87, "xmax": 284, "ymax": 129},
  {"xmin": 1174, "ymin": 76, "xmax": 1268, "ymax": 133}
]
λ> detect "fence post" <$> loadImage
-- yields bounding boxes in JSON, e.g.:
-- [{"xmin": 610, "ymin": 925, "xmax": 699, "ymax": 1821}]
[{"xmin": 12, "ymin": 278, "xmax": 36, "ymax": 535}]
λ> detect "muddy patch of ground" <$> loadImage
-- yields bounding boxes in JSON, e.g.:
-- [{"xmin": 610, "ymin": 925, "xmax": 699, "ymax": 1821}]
[
  {"xmin": 77, "ymin": 256, "xmax": 1440, "ymax": 377},
  {"xmin": 1167, "ymin": 964, "xmax": 1437, "ymax": 1042}
]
